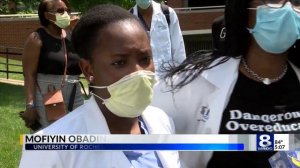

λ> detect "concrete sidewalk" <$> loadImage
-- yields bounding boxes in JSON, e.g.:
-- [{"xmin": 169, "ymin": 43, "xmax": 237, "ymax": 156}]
[
  {"xmin": 0, "ymin": 78, "xmax": 24, "ymax": 86},
  {"xmin": 0, "ymin": 78, "xmax": 88, "ymax": 95}
]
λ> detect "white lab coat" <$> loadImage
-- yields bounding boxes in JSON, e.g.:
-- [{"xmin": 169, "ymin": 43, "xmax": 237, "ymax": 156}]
[
  {"xmin": 132, "ymin": 1, "xmax": 186, "ymax": 77},
  {"xmin": 151, "ymin": 57, "xmax": 300, "ymax": 168},
  {"xmin": 19, "ymin": 96, "xmax": 180, "ymax": 168}
]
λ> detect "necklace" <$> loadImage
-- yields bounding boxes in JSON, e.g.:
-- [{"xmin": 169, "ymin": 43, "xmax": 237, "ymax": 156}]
[{"xmin": 241, "ymin": 58, "xmax": 288, "ymax": 85}]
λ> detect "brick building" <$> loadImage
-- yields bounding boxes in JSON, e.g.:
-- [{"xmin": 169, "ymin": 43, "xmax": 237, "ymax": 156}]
[{"xmin": 0, "ymin": 0, "xmax": 224, "ymax": 55}]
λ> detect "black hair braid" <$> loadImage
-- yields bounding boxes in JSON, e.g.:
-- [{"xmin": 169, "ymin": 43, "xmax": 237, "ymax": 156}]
[{"xmin": 164, "ymin": 50, "xmax": 230, "ymax": 90}]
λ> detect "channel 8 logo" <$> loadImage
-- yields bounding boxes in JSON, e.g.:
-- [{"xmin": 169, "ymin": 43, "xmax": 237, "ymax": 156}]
[{"xmin": 257, "ymin": 134, "xmax": 274, "ymax": 151}]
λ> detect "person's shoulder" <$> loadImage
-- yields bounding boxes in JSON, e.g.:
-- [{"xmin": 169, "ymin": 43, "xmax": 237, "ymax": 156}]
[
  {"xmin": 290, "ymin": 60, "xmax": 300, "ymax": 78},
  {"xmin": 153, "ymin": 1, "xmax": 166, "ymax": 12},
  {"xmin": 159, "ymin": 3, "xmax": 176, "ymax": 17},
  {"xmin": 144, "ymin": 105, "xmax": 172, "ymax": 122},
  {"xmin": 152, "ymin": 0, "xmax": 160, "ymax": 6},
  {"xmin": 210, "ymin": 56, "xmax": 240, "ymax": 70},
  {"xmin": 38, "ymin": 104, "xmax": 88, "ymax": 134},
  {"xmin": 164, "ymin": 4, "xmax": 175, "ymax": 13},
  {"xmin": 145, "ymin": 105, "xmax": 168, "ymax": 115},
  {"xmin": 143, "ymin": 105, "xmax": 175, "ymax": 133},
  {"xmin": 25, "ymin": 31, "xmax": 42, "ymax": 47}
]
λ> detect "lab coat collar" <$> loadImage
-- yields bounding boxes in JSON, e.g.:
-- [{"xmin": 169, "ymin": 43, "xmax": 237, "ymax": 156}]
[
  {"xmin": 141, "ymin": 107, "xmax": 162, "ymax": 134},
  {"xmin": 133, "ymin": 1, "xmax": 162, "ymax": 16},
  {"xmin": 290, "ymin": 61, "xmax": 300, "ymax": 81},
  {"xmin": 152, "ymin": 1, "xmax": 163, "ymax": 15},
  {"xmin": 200, "ymin": 57, "xmax": 241, "ymax": 89},
  {"xmin": 83, "ymin": 96, "xmax": 134, "ymax": 167},
  {"xmin": 83, "ymin": 96, "xmax": 111, "ymax": 134},
  {"xmin": 199, "ymin": 57, "xmax": 241, "ymax": 134},
  {"xmin": 83, "ymin": 97, "xmax": 179, "ymax": 168},
  {"xmin": 83, "ymin": 97, "xmax": 167, "ymax": 135}
]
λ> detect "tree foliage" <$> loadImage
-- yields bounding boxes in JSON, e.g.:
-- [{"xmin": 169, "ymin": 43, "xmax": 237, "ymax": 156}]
[
  {"xmin": 0, "ymin": 0, "xmax": 11, "ymax": 14},
  {"xmin": 0, "ymin": 0, "xmax": 39, "ymax": 14},
  {"xmin": 69, "ymin": 0, "xmax": 135, "ymax": 13},
  {"xmin": 18, "ymin": 0, "xmax": 40, "ymax": 13},
  {"xmin": 0, "ymin": 0, "xmax": 135, "ymax": 14}
]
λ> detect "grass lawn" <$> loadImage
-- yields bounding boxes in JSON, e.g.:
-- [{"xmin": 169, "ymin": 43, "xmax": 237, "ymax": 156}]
[
  {"xmin": 0, "ymin": 82, "xmax": 28, "ymax": 168},
  {"xmin": 0, "ymin": 58, "xmax": 89, "ymax": 167}
]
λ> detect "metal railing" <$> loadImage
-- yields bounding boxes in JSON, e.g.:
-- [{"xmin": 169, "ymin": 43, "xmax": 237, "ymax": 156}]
[
  {"xmin": 0, "ymin": 12, "xmax": 81, "ymax": 19},
  {"xmin": 185, "ymin": 39, "xmax": 213, "ymax": 56},
  {"xmin": 174, "ymin": 5, "xmax": 225, "ymax": 11},
  {"xmin": 174, "ymin": 5, "xmax": 225, "ymax": 13},
  {"xmin": 0, "ymin": 13, "xmax": 38, "ymax": 18},
  {"xmin": 0, "ymin": 46, "xmax": 23, "ymax": 79}
]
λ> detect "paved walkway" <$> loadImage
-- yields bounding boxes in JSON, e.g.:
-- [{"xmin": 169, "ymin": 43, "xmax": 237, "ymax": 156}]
[
  {"xmin": 0, "ymin": 78, "xmax": 88, "ymax": 95},
  {"xmin": 0, "ymin": 78, "xmax": 24, "ymax": 86}
]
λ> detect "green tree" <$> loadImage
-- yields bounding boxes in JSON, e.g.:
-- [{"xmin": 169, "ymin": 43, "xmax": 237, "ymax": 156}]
[
  {"xmin": 0, "ymin": 0, "xmax": 40, "ymax": 14},
  {"xmin": 0, "ymin": 0, "xmax": 136, "ymax": 14},
  {"xmin": 0, "ymin": 0, "xmax": 9, "ymax": 14},
  {"xmin": 17, "ymin": 0, "xmax": 40, "ymax": 14},
  {"xmin": 69, "ymin": 0, "xmax": 135, "ymax": 13}
]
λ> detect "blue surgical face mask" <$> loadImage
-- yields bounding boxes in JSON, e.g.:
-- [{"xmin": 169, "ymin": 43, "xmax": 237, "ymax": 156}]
[
  {"xmin": 248, "ymin": 2, "xmax": 300, "ymax": 54},
  {"xmin": 136, "ymin": 0, "xmax": 152, "ymax": 9}
]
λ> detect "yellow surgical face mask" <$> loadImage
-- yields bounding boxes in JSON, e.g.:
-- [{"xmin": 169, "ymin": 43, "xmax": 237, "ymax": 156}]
[
  {"xmin": 49, "ymin": 11, "xmax": 71, "ymax": 29},
  {"xmin": 90, "ymin": 70, "xmax": 156, "ymax": 118}
]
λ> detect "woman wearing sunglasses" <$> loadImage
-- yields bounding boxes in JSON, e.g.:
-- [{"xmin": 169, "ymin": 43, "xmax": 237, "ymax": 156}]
[
  {"xmin": 152, "ymin": 0, "xmax": 300, "ymax": 167},
  {"xmin": 21, "ymin": 0, "xmax": 83, "ymax": 131}
]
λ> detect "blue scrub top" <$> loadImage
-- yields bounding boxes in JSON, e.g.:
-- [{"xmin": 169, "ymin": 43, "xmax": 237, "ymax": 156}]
[{"xmin": 123, "ymin": 117, "xmax": 163, "ymax": 168}]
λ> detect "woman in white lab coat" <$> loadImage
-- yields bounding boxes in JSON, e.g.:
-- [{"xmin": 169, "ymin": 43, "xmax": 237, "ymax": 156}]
[
  {"xmin": 152, "ymin": 0, "xmax": 300, "ymax": 167},
  {"xmin": 19, "ymin": 4, "xmax": 180, "ymax": 168}
]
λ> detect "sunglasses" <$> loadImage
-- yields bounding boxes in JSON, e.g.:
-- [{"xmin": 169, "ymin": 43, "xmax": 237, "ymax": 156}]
[
  {"xmin": 49, "ymin": 8, "xmax": 70, "ymax": 14},
  {"xmin": 262, "ymin": 0, "xmax": 300, "ymax": 12}
]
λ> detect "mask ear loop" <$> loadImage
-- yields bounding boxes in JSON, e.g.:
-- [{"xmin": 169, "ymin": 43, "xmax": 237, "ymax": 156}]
[
  {"xmin": 89, "ymin": 85, "xmax": 108, "ymax": 104},
  {"xmin": 89, "ymin": 85, "xmax": 107, "ymax": 89},
  {"xmin": 90, "ymin": 92, "xmax": 107, "ymax": 104}
]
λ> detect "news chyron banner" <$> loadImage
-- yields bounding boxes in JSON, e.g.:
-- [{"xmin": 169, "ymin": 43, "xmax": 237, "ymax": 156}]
[{"xmin": 20, "ymin": 134, "xmax": 299, "ymax": 152}]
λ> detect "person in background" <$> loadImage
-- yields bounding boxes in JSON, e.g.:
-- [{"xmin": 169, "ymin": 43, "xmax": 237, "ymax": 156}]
[
  {"xmin": 211, "ymin": 15, "xmax": 226, "ymax": 55},
  {"xmin": 19, "ymin": 4, "xmax": 180, "ymax": 168},
  {"xmin": 152, "ymin": 0, "xmax": 300, "ymax": 167},
  {"xmin": 21, "ymin": 0, "xmax": 83, "ymax": 131},
  {"xmin": 131, "ymin": 0, "xmax": 186, "ymax": 78}
]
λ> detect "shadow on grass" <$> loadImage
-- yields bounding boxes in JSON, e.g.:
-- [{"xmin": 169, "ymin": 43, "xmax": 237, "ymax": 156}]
[
  {"xmin": 0, "ymin": 83, "xmax": 24, "ymax": 106},
  {"xmin": 0, "ymin": 82, "xmax": 28, "ymax": 168}
]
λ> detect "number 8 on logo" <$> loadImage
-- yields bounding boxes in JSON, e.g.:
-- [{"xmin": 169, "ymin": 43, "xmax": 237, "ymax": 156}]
[{"xmin": 259, "ymin": 134, "xmax": 272, "ymax": 147}]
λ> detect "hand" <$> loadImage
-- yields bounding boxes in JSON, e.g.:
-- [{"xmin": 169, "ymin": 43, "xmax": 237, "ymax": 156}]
[
  {"xmin": 19, "ymin": 108, "xmax": 41, "ymax": 131},
  {"xmin": 70, "ymin": 16, "xmax": 79, "ymax": 26},
  {"xmin": 67, "ymin": 15, "xmax": 80, "ymax": 32}
]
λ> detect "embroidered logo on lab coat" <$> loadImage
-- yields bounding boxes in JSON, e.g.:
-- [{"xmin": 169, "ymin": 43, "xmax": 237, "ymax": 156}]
[
  {"xmin": 157, "ymin": 23, "xmax": 168, "ymax": 30},
  {"xmin": 197, "ymin": 106, "xmax": 210, "ymax": 122},
  {"xmin": 155, "ymin": 21, "xmax": 168, "ymax": 31}
]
